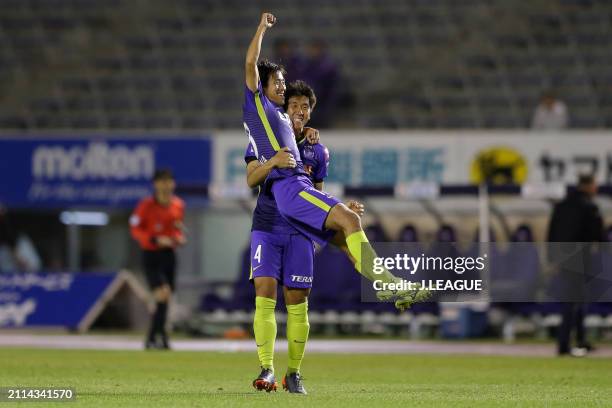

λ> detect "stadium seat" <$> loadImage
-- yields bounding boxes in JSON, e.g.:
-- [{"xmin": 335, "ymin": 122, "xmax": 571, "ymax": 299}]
[
  {"xmin": 201, "ymin": 244, "xmax": 254, "ymax": 313},
  {"xmin": 3, "ymin": 0, "xmax": 612, "ymax": 129}
]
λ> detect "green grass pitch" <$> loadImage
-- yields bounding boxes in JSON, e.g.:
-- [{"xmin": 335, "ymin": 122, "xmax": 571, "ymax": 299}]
[{"xmin": 2, "ymin": 348, "xmax": 612, "ymax": 407}]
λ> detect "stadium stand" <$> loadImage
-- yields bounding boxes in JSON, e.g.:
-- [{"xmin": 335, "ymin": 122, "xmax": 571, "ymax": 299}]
[{"xmin": 2, "ymin": 0, "xmax": 612, "ymax": 129}]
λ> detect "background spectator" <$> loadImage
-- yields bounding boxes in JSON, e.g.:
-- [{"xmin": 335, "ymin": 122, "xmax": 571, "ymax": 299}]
[
  {"xmin": 301, "ymin": 39, "xmax": 340, "ymax": 128},
  {"xmin": 0, "ymin": 206, "xmax": 41, "ymax": 273},
  {"xmin": 531, "ymin": 91, "xmax": 569, "ymax": 130},
  {"xmin": 547, "ymin": 174, "xmax": 603, "ymax": 356},
  {"xmin": 273, "ymin": 38, "xmax": 304, "ymax": 84}
]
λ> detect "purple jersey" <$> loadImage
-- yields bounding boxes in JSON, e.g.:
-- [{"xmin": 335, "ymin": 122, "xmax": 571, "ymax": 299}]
[
  {"xmin": 242, "ymin": 81, "xmax": 308, "ymax": 180},
  {"xmin": 245, "ymin": 137, "xmax": 330, "ymax": 234}
]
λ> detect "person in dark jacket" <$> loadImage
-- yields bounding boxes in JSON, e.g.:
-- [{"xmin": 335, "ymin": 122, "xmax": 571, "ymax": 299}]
[{"xmin": 547, "ymin": 174, "xmax": 604, "ymax": 356}]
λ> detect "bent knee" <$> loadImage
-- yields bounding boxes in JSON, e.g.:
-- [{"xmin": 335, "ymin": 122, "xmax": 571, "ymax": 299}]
[
  {"xmin": 325, "ymin": 203, "xmax": 361, "ymax": 233},
  {"xmin": 330, "ymin": 204, "xmax": 361, "ymax": 231},
  {"xmin": 284, "ymin": 287, "xmax": 310, "ymax": 305},
  {"xmin": 254, "ymin": 277, "xmax": 278, "ymax": 300}
]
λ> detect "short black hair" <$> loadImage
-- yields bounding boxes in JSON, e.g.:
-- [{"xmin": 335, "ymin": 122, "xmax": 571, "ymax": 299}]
[
  {"xmin": 578, "ymin": 173, "xmax": 595, "ymax": 187},
  {"xmin": 153, "ymin": 168, "xmax": 174, "ymax": 181},
  {"xmin": 283, "ymin": 80, "xmax": 317, "ymax": 111},
  {"xmin": 541, "ymin": 89, "xmax": 557, "ymax": 100},
  {"xmin": 257, "ymin": 59, "xmax": 286, "ymax": 89}
]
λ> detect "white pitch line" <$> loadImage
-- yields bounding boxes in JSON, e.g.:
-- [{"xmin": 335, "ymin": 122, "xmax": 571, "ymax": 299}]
[{"xmin": 0, "ymin": 334, "xmax": 611, "ymax": 357}]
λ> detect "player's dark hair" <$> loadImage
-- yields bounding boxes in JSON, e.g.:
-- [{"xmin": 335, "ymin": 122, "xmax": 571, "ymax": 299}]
[
  {"xmin": 578, "ymin": 174, "xmax": 595, "ymax": 187},
  {"xmin": 541, "ymin": 89, "xmax": 557, "ymax": 100},
  {"xmin": 283, "ymin": 80, "xmax": 317, "ymax": 111},
  {"xmin": 257, "ymin": 59, "xmax": 286, "ymax": 89},
  {"xmin": 153, "ymin": 168, "xmax": 174, "ymax": 181}
]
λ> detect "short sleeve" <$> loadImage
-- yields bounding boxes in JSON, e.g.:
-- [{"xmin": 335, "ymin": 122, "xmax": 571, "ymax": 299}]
[
  {"xmin": 244, "ymin": 142, "xmax": 257, "ymax": 164},
  {"xmin": 313, "ymin": 144, "xmax": 330, "ymax": 182},
  {"xmin": 244, "ymin": 81, "xmax": 266, "ymax": 107}
]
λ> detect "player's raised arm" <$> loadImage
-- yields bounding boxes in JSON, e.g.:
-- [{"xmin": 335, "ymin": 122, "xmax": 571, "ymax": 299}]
[{"xmin": 245, "ymin": 12, "xmax": 276, "ymax": 92}]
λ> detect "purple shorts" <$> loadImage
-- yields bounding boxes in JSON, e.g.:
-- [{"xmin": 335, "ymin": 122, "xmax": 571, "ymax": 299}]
[
  {"xmin": 250, "ymin": 230, "xmax": 315, "ymax": 289},
  {"xmin": 271, "ymin": 175, "xmax": 340, "ymax": 246}
]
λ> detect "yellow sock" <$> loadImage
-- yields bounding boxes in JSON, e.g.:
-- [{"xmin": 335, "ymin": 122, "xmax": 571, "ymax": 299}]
[
  {"xmin": 346, "ymin": 230, "xmax": 397, "ymax": 283},
  {"xmin": 253, "ymin": 296, "xmax": 277, "ymax": 370},
  {"xmin": 287, "ymin": 301, "xmax": 310, "ymax": 373},
  {"xmin": 286, "ymin": 301, "xmax": 309, "ymax": 374}
]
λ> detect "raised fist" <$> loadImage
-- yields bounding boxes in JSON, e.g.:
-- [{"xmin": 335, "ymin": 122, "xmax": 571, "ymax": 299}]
[{"xmin": 260, "ymin": 12, "xmax": 276, "ymax": 29}]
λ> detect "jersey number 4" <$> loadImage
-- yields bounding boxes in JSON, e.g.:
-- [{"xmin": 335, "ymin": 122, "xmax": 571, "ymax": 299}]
[{"xmin": 254, "ymin": 244, "xmax": 262, "ymax": 263}]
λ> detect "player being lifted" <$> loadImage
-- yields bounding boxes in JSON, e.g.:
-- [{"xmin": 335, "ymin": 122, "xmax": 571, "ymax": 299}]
[
  {"xmin": 245, "ymin": 80, "xmax": 365, "ymax": 393},
  {"xmin": 243, "ymin": 11, "xmax": 429, "ymax": 393}
]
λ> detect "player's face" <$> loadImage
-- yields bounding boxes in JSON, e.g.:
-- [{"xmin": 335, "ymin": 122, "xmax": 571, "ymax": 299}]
[
  {"xmin": 265, "ymin": 71, "xmax": 286, "ymax": 106},
  {"xmin": 286, "ymin": 95, "xmax": 311, "ymax": 130},
  {"xmin": 154, "ymin": 178, "xmax": 175, "ymax": 201}
]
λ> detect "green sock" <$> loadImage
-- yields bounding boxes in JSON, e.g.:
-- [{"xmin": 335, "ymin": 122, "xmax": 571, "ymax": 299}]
[
  {"xmin": 286, "ymin": 301, "xmax": 309, "ymax": 374},
  {"xmin": 346, "ymin": 230, "xmax": 397, "ymax": 284},
  {"xmin": 254, "ymin": 296, "xmax": 277, "ymax": 371}
]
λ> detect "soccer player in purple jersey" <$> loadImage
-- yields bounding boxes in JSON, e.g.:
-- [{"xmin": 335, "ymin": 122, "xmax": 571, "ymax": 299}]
[
  {"xmin": 245, "ymin": 81, "xmax": 364, "ymax": 393},
  {"xmin": 244, "ymin": 12, "xmax": 429, "ymax": 392}
]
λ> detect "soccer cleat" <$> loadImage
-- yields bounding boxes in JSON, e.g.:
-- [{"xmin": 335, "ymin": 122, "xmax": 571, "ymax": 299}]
[
  {"xmin": 282, "ymin": 372, "xmax": 307, "ymax": 394},
  {"xmin": 570, "ymin": 347, "xmax": 588, "ymax": 357},
  {"xmin": 376, "ymin": 281, "xmax": 431, "ymax": 311},
  {"xmin": 160, "ymin": 334, "xmax": 171, "ymax": 350},
  {"xmin": 144, "ymin": 339, "xmax": 158, "ymax": 350},
  {"xmin": 253, "ymin": 368, "xmax": 277, "ymax": 392},
  {"xmin": 144, "ymin": 336, "xmax": 171, "ymax": 351}
]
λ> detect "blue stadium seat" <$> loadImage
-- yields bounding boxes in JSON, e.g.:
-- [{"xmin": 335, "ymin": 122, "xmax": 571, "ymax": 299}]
[
  {"xmin": 4, "ymin": 0, "xmax": 612, "ymax": 129},
  {"xmin": 201, "ymin": 244, "xmax": 254, "ymax": 312},
  {"xmin": 310, "ymin": 245, "xmax": 359, "ymax": 312},
  {"xmin": 398, "ymin": 224, "xmax": 419, "ymax": 243}
]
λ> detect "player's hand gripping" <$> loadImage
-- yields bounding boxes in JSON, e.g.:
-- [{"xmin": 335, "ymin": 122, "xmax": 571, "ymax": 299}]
[
  {"xmin": 346, "ymin": 200, "xmax": 365, "ymax": 216},
  {"xmin": 303, "ymin": 127, "xmax": 320, "ymax": 144},
  {"xmin": 270, "ymin": 147, "xmax": 296, "ymax": 169},
  {"xmin": 156, "ymin": 236, "xmax": 175, "ymax": 248},
  {"xmin": 259, "ymin": 12, "xmax": 276, "ymax": 29}
]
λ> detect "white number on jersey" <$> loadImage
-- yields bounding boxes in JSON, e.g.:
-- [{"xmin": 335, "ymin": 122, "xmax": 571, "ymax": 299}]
[
  {"xmin": 244, "ymin": 122, "xmax": 260, "ymax": 158},
  {"xmin": 254, "ymin": 244, "xmax": 262, "ymax": 263}
]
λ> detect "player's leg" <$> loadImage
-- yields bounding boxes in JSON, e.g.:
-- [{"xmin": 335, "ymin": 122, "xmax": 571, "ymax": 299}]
[
  {"xmin": 251, "ymin": 231, "xmax": 282, "ymax": 391},
  {"xmin": 282, "ymin": 287, "xmax": 310, "ymax": 394},
  {"xmin": 157, "ymin": 250, "xmax": 176, "ymax": 349},
  {"xmin": 281, "ymin": 233, "xmax": 313, "ymax": 394},
  {"xmin": 330, "ymin": 230, "xmax": 355, "ymax": 264},
  {"xmin": 253, "ymin": 277, "xmax": 278, "ymax": 387},
  {"xmin": 272, "ymin": 179, "xmax": 362, "ymax": 274},
  {"xmin": 557, "ymin": 302, "xmax": 573, "ymax": 355},
  {"xmin": 325, "ymin": 203, "xmax": 398, "ymax": 284},
  {"xmin": 151, "ymin": 284, "xmax": 172, "ymax": 349},
  {"xmin": 318, "ymin": 202, "xmax": 432, "ymax": 310},
  {"xmin": 272, "ymin": 178, "xmax": 393, "ymax": 283},
  {"xmin": 143, "ymin": 250, "xmax": 171, "ymax": 349},
  {"xmin": 273, "ymin": 178, "xmax": 429, "ymax": 310},
  {"xmin": 284, "ymin": 286, "xmax": 310, "ymax": 370}
]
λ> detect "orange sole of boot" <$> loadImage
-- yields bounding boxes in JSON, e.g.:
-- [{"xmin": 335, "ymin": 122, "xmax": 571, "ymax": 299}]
[{"xmin": 253, "ymin": 379, "xmax": 277, "ymax": 392}]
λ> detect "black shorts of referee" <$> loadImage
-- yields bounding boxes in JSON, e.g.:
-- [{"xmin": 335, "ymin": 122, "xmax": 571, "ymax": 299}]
[{"xmin": 142, "ymin": 248, "xmax": 176, "ymax": 291}]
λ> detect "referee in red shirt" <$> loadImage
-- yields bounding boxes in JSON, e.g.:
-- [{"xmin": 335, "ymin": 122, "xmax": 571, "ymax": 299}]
[{"xmin": 130, "ymin": 169, "xmax": 186, "ymax": 349}]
